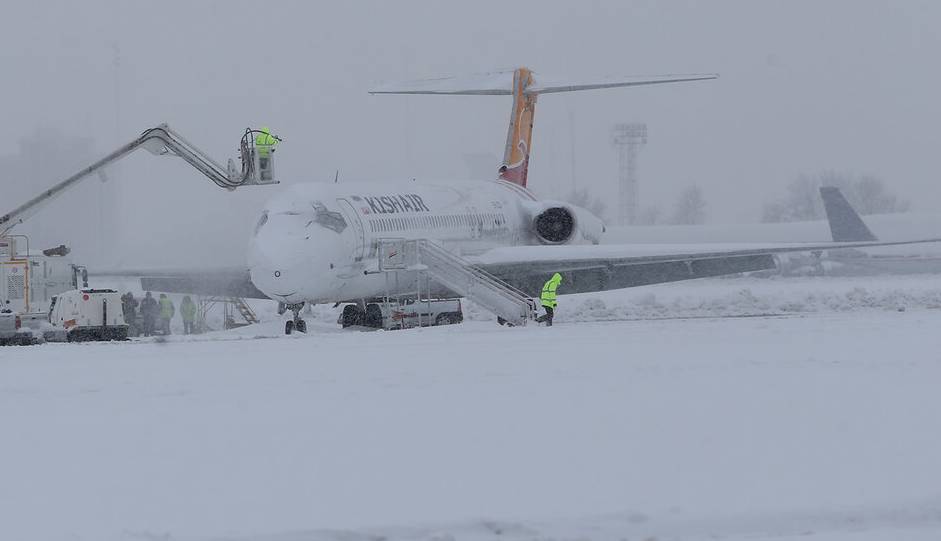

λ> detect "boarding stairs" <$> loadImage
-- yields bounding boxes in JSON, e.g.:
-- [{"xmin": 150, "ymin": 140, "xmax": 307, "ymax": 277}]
[
  {"xmin": 379, "ymin": 239, "xmax": 537, "ymax": 326},
  {"xmin": 196, "ymin": 296, "xmax": 260, "ymax": 332},
  {"xmin": 232, "ymin": 297, "xmax": 259, "ymax": 325}
]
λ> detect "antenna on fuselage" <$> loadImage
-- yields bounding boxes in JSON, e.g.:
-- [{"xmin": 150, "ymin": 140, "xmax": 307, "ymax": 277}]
[{"xmin": 334, "ymin": 170, "xmax": 339, "ymax": 183}]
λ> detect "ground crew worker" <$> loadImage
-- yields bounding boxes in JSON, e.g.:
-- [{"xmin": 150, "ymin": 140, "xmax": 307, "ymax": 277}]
[
  {"xmin": 537, "ymin": 272, "xmax": 563, "ymax": 326},
  {"xmin": 180, "ymin": 295, "xmax": 197, "ymax": 335},
  {"xmin": 140, "ymin": 292, "xmax": 158, "ymax": 337},
  {"xmin": 121, "ymin": 292, "xmax": 139, "ymax": 337},
  {"xmin": 254, "ymin": 126, "xmax": 279, "ymax": 179},
  {"xmin": 158, "ymin": 293, "xmax": 175, "ymax": 336}
]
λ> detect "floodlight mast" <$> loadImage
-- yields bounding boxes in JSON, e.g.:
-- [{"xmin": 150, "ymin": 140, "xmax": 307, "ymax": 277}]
[
  {"xmin": 611, "ymin": 122, "xmax": 647, "ymax": 226},
  {"xmin": 0, "ymin": 124, "xmax": 279, "ymax": 236}
]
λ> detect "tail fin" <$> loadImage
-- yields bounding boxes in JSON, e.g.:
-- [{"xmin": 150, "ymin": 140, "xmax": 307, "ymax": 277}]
[
  {"xmin": 498, "ymin": 68, "xmax": 537, "ymax": 186},
  {"xmin": 371, "ymin": 68, "xmax": 717, "ymax": 188},
  {"xmin": 820, "ymin": 186, "xmax": 877, "ymax": 241}
]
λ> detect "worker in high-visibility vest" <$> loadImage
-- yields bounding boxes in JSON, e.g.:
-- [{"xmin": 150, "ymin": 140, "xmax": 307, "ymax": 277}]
[
  {"xmin": 180, "ymin": 295, "xmax": 197, "ymax": 335},
  {"xmin": 537, "ymin": 272, "xmax": 563, "ymax": 326},
  {"xmin": 254, "ymin": 127, "xmax": 279, "ymax": 179},
  {"xmin": 158, "ymin": 293, "xmax": 175, "ymax": 336}
]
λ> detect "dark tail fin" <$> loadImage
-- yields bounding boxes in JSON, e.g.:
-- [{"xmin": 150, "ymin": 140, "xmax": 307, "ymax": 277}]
[{"xmin": 820, "ymin": 187, "xmax": 877, "ymax": 241}]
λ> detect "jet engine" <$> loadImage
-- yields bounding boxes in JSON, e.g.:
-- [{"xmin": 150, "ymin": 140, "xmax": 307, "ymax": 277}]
[{"xmin": 523, "ymin": 201, "xmax": 605, "ymax": 245}]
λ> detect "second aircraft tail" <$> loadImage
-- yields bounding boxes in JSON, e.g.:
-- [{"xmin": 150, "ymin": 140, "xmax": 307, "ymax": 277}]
[{"xmin": 820, "ymin": 186, "xmax": 878, "ymax": 242}]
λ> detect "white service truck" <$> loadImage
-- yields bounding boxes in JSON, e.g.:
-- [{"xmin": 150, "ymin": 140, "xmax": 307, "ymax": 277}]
[
  {"xmin": 0, "ymin": 237, "xmax": 84, "ymax": 328},
  {"xmin": 0, "ymin": 307, "xmax": 33, "ymax": 345},
  {"xmin": 338, "ymin": 298, "xmax": 463, "ymax": 330},
  {"xmin": 48, "ymin": 289, "xmax": 129, "ymax": 342}
]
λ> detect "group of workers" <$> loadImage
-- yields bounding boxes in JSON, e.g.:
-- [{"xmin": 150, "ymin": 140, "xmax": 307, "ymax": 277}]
[{"xmin": 121, "ymin": 292, "xmax": 198, "ymax": 337}]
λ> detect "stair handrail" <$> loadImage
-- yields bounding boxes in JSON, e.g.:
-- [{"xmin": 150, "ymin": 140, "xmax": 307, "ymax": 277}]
[
  {"xmin": 417, "ymin": 243, "xmax": 532, "ymax": 306},
  {"xmin": 417, "ymin": 240, "xmax": 533, "ymax": 300},
  {"xmin": 414, "ymin": 240, "xmax": 537, "ymax": 322}
]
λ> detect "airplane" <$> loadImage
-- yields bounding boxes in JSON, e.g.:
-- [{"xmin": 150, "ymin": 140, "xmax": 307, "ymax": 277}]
[{"xmin": 137, "ymin": 67, "xmax": 941, "ymax": 334}]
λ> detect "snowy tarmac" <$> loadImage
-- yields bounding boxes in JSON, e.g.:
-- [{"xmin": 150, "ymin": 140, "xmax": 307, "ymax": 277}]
[{"xmin": 3, "ymin": 275, "xmax": 941, "ymax": 540}]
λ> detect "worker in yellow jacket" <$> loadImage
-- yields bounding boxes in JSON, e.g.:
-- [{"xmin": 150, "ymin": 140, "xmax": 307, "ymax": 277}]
[
  {"xmin": 255, "ymin": 127, "xmax": 280, "ymax": 180},
  {"xmin": 537, "ymin": 272, "xmax": 562, "ymax": 326},
  {"xmin": 158, "ymin": 293, "xmax": 175, "ymax": 335}
]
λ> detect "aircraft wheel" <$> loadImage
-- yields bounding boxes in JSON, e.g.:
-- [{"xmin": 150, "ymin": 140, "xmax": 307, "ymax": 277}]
[
  {"xmin": 341, "ymin": 305, "xmax": 363, "ymax": 328},
  {"xmin": 497, "ymin": 316, "xmax": 507, "ymax": 326},
  {"xmin": 436, "ymin": 313, "xmax": 460, "ymax": 325},
  {"xmin": 295, "ymin": 319, "xmax": 307, "ymax": 333},
  {"xmin": 285, "ymin": 320, "xmax": 294, "ymax": 335},
  {"xmin": 365, "ymin": 304, "xmax": 383, "ymax": 328}
]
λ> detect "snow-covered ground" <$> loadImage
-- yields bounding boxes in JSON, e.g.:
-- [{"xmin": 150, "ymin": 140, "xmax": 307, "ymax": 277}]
[{"xmin": 4, "ymin": 275, "xmax": 941, "ymax": 541}]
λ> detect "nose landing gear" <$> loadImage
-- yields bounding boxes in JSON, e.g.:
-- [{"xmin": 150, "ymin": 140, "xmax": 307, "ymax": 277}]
[{"xmin": 282, "ymin": 302, "xmax": 307, "ymax": 335}]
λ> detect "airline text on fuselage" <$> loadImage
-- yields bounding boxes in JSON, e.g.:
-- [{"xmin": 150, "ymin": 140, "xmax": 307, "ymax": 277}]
[{"xmin": 359, "ymin": 194, "xmax": 431, "ymax": 214}]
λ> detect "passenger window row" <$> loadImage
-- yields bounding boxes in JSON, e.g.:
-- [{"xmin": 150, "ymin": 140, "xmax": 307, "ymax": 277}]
[{"xmin": 367, "ymin": 213, "xmax": 507, "ymax": 233}]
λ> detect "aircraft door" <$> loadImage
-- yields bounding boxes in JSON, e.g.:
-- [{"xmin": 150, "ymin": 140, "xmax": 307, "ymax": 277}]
[{"xmin": 337, "ymin": 198, "xmax": 366, "ymax": 261}]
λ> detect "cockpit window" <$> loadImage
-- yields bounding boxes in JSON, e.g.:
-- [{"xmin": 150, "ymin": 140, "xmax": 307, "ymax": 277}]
[
  {"xmin": 311, "ymin": 201, "xmax": 347, "ymax": 233},
  {"xmin": 254, "ymin": 211, "xmax": 268, "ymax": 235}
]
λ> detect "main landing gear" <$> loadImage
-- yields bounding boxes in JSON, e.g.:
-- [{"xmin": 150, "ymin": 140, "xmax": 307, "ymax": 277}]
[
  {"xmin": 340, "ymin": 301, "xmax": 380, "ymax": 328},
  {"xmin": 282, "ymin": 302, "xmax": 307, "ymax": 335}
]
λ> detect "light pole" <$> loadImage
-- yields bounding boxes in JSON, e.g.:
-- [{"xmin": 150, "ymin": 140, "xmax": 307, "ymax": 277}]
[{"xmin": 611, "ymin": 123, "xmax": 647, "ymax": 226}]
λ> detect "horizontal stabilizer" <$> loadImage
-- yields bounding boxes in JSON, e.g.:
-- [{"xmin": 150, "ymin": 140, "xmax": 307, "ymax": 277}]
[
  {"xmin": 370, "ymin": 71, "xmax": 718, "ymax": 96},
  {"xmin": 820, "ymin": 187, "xmax": 878, "ymax": 242},
  {"xmin": 370, "ymin": 71, "xmax": 516, "ymax": 95},
  {"xmin": 527, "ymin": 73, "xmax": 718, "ymax": 94}
]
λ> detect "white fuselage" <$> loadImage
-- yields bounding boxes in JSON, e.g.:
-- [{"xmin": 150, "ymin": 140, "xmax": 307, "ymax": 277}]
[{"xmin": 248, "ymin": 179, "xmax": 599, "ymax": 304}]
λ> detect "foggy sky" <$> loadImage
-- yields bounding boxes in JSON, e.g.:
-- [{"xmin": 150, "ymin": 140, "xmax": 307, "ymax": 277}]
[{"xmin": 3, "ymin": 0, "xmax": 939, "ymax": 268}]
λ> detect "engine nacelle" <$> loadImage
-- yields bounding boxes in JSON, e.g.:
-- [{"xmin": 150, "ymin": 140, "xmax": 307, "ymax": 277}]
[{"xmin": 523, "ymin": 201, "xmax": 605, "ymax": 245}]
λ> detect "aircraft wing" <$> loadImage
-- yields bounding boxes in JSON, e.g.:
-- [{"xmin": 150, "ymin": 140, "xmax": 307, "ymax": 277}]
[
  {"xmin": 100, "ymin": 238, "xmax": 941, "ymax": 302},
  {"xmin": 469, "ymin": 239, "xmax": 941, "ymax": 296},
  {"xmin": 97, "ymin": 268, "xmax": 269, "ymax": 299}
]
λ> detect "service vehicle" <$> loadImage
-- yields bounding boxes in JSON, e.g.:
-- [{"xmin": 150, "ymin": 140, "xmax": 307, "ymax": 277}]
[
  {"xmin": 1, "ymin": 236, "xmax": 89, "ymax": 331},
  {"xmin": 0, "ymin": 308, "xmax": 32, "ymax": 345},
  {"xmin": 48, "ymin": 289, "xmax": 129, "ymax": 342},
  {"xmin": 337, "ymin": 298, "xmax": 463, "ymax": 330}
]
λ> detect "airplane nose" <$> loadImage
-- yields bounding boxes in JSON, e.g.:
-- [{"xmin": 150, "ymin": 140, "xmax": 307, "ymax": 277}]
[
  {"xmin": 248, "ymin": 215, "xmax": 346, "ymax": 302},
  {"xmin": 250, "ymin": 265, "xmax": 303, "ymax": 300},
  {"xmin": 249, "ymin": 220, "xmax": 309, "ymax": 300}
]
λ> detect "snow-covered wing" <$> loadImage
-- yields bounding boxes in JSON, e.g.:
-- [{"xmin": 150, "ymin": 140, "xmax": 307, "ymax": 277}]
[
  {"xmin": 369, "ymin": 71, "xmax": 516, "ymax": 95},
  {"xmin": 471, "ymin": 239, "xmax": 941, "ymax": 296},
  {"xmin": 100, "ymin": 268, "xmax": 269, "ymax": 299},
  {"xmin": 527, "ymin": 73, "xmax": 718, "ymax": 95}
]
